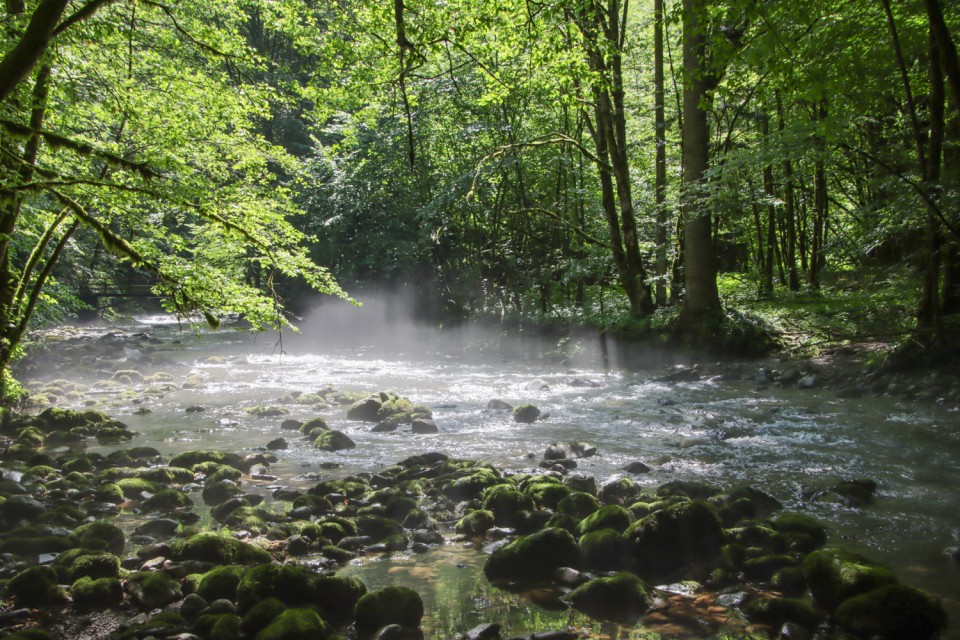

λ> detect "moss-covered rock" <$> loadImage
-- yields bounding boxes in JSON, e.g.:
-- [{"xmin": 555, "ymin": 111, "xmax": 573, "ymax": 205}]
[
  {"xmin": 236, "ymin": 564, "xmax": 366, "ymax": 625},
  {"xmin": 557, "ymin": 492, "xmax": 600, "ymax": 520},
  {"xmin": 442, "ymin": 468, "xmax": 502, "ymax": 502},
  {"xmin": 564, "ymin": 572, "xmax": 652, "ymax": 624},
  {"xmin": 171, "ymin": 532, "xmax": 272, "ymax": 566},
  {"xmin": 240, "ymin": 597, "xmax": 287, "ymax": 635},
  {"xmin": 95, "ymin": 482, "xmax": 125, "ymax": 504},
  {"xmin": 203, "ymin": 480, "xmax": 242, "ymax": 506},
  {"xmin": 482, "ymin": 484, "xmax": 535, "ymax": 527},
  {"xmin": 455, "ymin": 509, "xmax": 495, "ymax": 536},
  {"xmin": 656, "ymin": 480, "xmax": 721, "ymax": 500},
  {"xmin": 771, "ymin": 512, "xmax": 828, "ymax": 553},
  {"xmin": 834, "ymin": 584, "xmax": 946, "ymax": 640},
  {"xmin": 137, "ymin": 466, "xmax": 195, "ymax": 485},
  {"xmin": 743, "ymin": 596, "xmax": 821, "ymax": 631},
  {"xmin": 207, "ymin": 613, "xmax": 243, "ymax": 640},
  {"xmin": 742, "ymin": 554, "xmax": 798, "ymax": 580},
  {"xmin": 169, "ymin": 449, "xmax": 243, "ymax": 470},
  {"xmin": 290, "ymin": 494, "xmax": 334, "ymax": 516},
  {"xmin": 7, "ymin": 565, "xmax": 69, "ymax": 606},
  {"xmin": 512, "ymin": 404, "xmax": 541, "ymax": 423},
  {"xmin": 126, "ymin": 570, "xmax": 183, "ymax": 610},
  {"xmin": 196, "ymin": 565, "xmax": 246, "ymax": 602},
  {"xmin": 69, "ymin": 553, "xmax": 120, "ymax": 581},
  {"xmin": 356, "ymin": 514, "xmax": 405, "ymax": 542},
  {"xmin": 627, "ymin": 500, "xmax": 724, "ymax": 583},
  {"xmin": 256, "ymin": 608, "xmax": 329, "ymax": 640},
  {"xmin": 803, "ymin": 548, "xmax": 898, "ymax": 611},
  {"xmin": 523, "ymin": 481, "xmax": 571, "ymax": 510},
  {"xmin": 354, "ymin": 586, "xmax": 424, "ymax": 639},
  {"xmin": 576, "ymin": 504, "xmax": 634, "ymax": 536},
  {"xmin": 142, "ymin": 488, "xmax": 194, "ymax": 512},
  {"xmin": 579, "ymin": 528, "xmax": 630, "ymax": 572},
  {"xmin": 598, "ymin": 477, "xmax": 642, "ymax": 505},
  {"xmin": 313, "ymin": 429, "xmax": 356, "ymax": 451},
  {"xmin": 71, "ymin": 576, "xmax": 123, "ymax": 610},
  {"xmin": 75, "ymin": 520, "xmax": 126, "ymax": 555},
  {"xmin": 0, "ymin": 526, "xmax": 77, "ymax": 556},
  {"xmin": 484, "ymin": 527, "xmax": 581, "ymax": 582}
]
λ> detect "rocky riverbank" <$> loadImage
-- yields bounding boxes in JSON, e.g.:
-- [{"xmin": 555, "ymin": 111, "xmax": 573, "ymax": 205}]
[{"xmin": 0, "ymin": 401, "xmax": 950, "ymax": 640}]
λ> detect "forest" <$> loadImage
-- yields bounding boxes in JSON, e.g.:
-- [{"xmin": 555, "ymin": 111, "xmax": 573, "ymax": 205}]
[
  {"xmin": 1, "ymin": 3, "xmax": 960, "ymax": 640},
  {"xmin": 1, "ymin": 0, "xmax": 958, "ymax": 388}
]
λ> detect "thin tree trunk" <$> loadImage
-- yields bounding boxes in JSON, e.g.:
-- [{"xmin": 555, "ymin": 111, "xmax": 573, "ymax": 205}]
[
  {"xmin": 810, "ymin": 101, "xmax": 828, "ymax": 288},
  {"xmin": 776, "ymin": 93, "xmax": 800, "ymax": 290},
  {"xmin": 654, "ymin": 0, "xmax": 668, "ymax": 307},
  {"xmin": 761, "ymin": 115, "xmax": 775, "ymax": 296}
]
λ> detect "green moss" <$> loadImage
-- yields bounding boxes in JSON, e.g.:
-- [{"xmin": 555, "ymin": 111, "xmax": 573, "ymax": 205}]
[
  {"xmin": 75, "ymin": 520, "xmax": 126, "ymax": 555},
  {"xmin": 455, "ymin": 509, "xmax": 495, "ymax": 536},
  {"xmin": 524, "ymin": 481, "xmax": 571, "ymax": 510},
  {"xmin": 256, "ymin": 608, "xmax": 328, "ymax": 640},
  {"xmin": 240, "ymin": 597, "xmax": 286, "ymax": 635},
  {"xmin": 237, "ymin": 564, "xmax": 365, "ymax": 626},
  {"xmin": 482, "ymin": 484, "xmax": 534, "ymax": 527},
  {"xmin": 579, "ymin": 528, "xmax": 630, "ymax": 572},
  {"xmin": 771, "ymin": 512, "xmax": 828, "ymax": 553},
  {"xmin": 354, "ymin": 586, "xmax": 424, "ymax": 638},
  {"xmin": 70, "ymin": 553, "xmax": 120, "ymax": 581},
  {"xmin": 126, "ymin": 571, "xmax": 183, "ymax": 610},
  {"xmin": 71, "ymin": 576, "xmax": 123, "ymax": 610},
  {"xmin": 834, "ymin": 584, "xmax": 946, "ymax": 640},
  {"xmin": 743, "ymin": 596, "xmax": 821, "ymax": 631},
  {"xmin": 169, "ymin": 449, "xmax": 243, "ymax": 470},
  {"xmin": 512, "ymin": 404, "xmax": 541, "ymax": 423},
  {"xmin": 137, "ymin": 466, "xmax": 195, "ymax": 484},
  {"xmin": 7, "ymin": 565, "xmax": 69, "ymax": 606},
  {"xmin": 95, "ymin": 482, "xmax": 125, "ymax": 504},
  {"xmin": 484, "ymin": 527, "xmax": 581, "ymax": 582},
  {"xmin": 117, "ymin": 477, "xmax": 161, "ymax": 499},
  {"xmin": 172, "ymin": 532, "xmax": 272, "ymax": 566},
  {"xmin": 142, "ymin": 488, "xmax": 194, "ymax": 512},
  {"xmin": 627, "ymin": 500, "xmax": 724, "ymax": 583},
  {"xmin": 313, "ymin": 429, "xmax": 356, "ymax": 451},
  {"xmin": 565, "ymin": 572, "xmax": 652, "ymax": 625},
  {"xmin": 196, "ymin": 565, "xmax": 246, "ymax": 602},
  {"xmin": 803, "ymin": 548, "xmax": 898, "ymax": 611}
]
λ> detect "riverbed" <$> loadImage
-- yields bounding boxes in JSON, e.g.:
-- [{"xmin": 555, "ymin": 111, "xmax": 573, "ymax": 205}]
[{"xmin": 20, "ymin": 301, "xmax": 960, "ymax": 638}]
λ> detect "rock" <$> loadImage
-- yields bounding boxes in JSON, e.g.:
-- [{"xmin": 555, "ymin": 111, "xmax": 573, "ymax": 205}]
[
  {"xmin": 171, "ymin": 532, "xmax": 272, "ymax": 566},
  {"xmin": 169, "ymin": 450, "xmax": 244, "ymax": 470},
  {"xmin": 569, "ymin": 378, "xmax": 599, "ymax": 388},
  {"xmin": 484, "ymin": 528, "xmax": 581, "ymax": 582},
  {"xmin": 513, "ymin": 404, "xmax": 541, "ymax": 423},
  {"xmin": 75, "ymin": 520, "xmax": 126, "ymax": 555},
  {"xmin": 348, "ymin": 397, "xmax": 385, "ymax": 422},
  {"xmin": 1, "ymin": 495, "xmax": 46, "ymax": 520},
  {"xmin": 743, "ymin": 596, "xmax": 821, "ymax": 631},
  {"xmin": 526, "ymin": 379, "xmax": 551, "ymax": 391},
  {"xmin": 69, "ymin": 553, "xmax": 120, "ymax": 581},
  {"xmin": 236, "ymin": 564, "xmax": 366, "ymax": 626},
  {"xmin": 256, "ymin": 608, "xmax": 329, "ymax": 640},
  {"xmin": 834, "ymin": 584, "xmax": 946, "ymax": 640},
  {"xmin": 196, "ymin": 565, "xmax": 245, "ymax": 602},
  {"xmin": 181, "ymin": 593, "xmax": 210, "ymax": 621},
  {"xmin": 657, "ymin": 479, "xmax": 721, "ymax": 500},
  {"xmin": 7, "ymin": 565, "xmax": 69, "ymax": 606},
  {"xmin": 482, "ymin": 485, "xmax": 535, "ymax": 527},
  {"xmin": 202, "ymin": 481, "xmax": 241, "ymax": 506},
  {"xmin": 557, "ymin": 492, "xmax": 600, "ymax": 520},
  {"xmin": 281, "ymin": 419, "xmax": 304, "ymax": 430},
  {"xmin": 544, "ymin": 442, "xmax": 597, "ymax": 460},
  {"xmin": 656, "ymin": 367, "xmax": 700, "ymax": 382},
  {"xmin": 411, "ymin": 418, "xmax": 438, "ymax": 434},
  {"xmin": 563, "ymin": 474, "xmax": 597, "ymax": 495},
  {"xmin": 455, "ymin": 509, "xmax": 496, "ymax": 537},
  {"xmin": 266, "ymin": 438, "xmax": 288, "ymax": 450},
  {"xmin": 314, "ymin": 430, "xmax": 356, "ymax": 451},
  {"xmin": 803, "ymin": 548, "xmax": 898, "ymax": 611},
  {"xmin": 576, "ymin": 505, "xmax": 634, "ymax": 536},
  {"xmin": 144, "ymin": 488, "xmax": 195, "ymax": 512},
  {"xmin": 486, "ymin": 400, "xmax": 513, "ymax": 411},
  {"xmin": 798, "ymin": 374, "xmax": 817, "ymax": 389},
  {"xmin": 354, "ymin": 586, "xmax": 424, "ymax": 639},
  {"xmin": 564, "ymin": 572, "xmax": 652, "ymax": 624},
  {"xmin": 623, "ymin": 461, "xmax": 651, "ymax": 474},
  {"xmin": 579, "ymin": 528, "xmax": 630, "ymax": 572},
  {"xmin": 71, "ymin": 576, "xmax": 123, "ymax": 610},
  {"xmin": 770, "ymin": 513, "xmax": 827, "ymax": 553},
  {"xmin": 598, "ymin": 477, "xmax": 641, "ymax": 505},
  {"xmin": 465, "ymin": 622, "xmax": 501, "ymax": 640},
  {"xmin": 126, "ymin": 570, "xmax": 182, "ymax": 610},
  {"xmin": 627, "ymin": 500, "xmax": 724, "ymax": 583},
  {"xmin": 135, "ymin": 518, "xmax": 181, "ymax": 539},
  {"xmin": 372, "ymin": 421, "xmax": 398, "ymax": 433}
]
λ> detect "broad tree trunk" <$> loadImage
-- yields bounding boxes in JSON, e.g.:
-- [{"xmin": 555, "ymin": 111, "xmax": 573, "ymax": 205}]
[
  {"xmin": 679, "ymin": 0, "xmax": 721, "ymax": 327},
  {"xmin": 924, "ymin": 0, "xmax": 960, "ymax": 121},
  {"xmin": 0, "ymin": 0, "xmax": 68, "ymax": 104}
]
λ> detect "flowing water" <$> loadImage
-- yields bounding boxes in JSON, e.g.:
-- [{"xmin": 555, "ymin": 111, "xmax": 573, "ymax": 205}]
[{"xmin": 22, "ymin": 299, "xmax": 960, "ymax": 638}]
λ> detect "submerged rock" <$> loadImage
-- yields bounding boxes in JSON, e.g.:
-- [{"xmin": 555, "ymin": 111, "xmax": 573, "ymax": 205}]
[{"xmin": 314, "ymin": 429, "xmax": 356, "ymax": 451}]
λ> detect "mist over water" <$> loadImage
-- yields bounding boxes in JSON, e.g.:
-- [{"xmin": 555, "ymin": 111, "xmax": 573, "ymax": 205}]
[{"xmin": 19, "ymin": 291, "xmax": 960, "ymax": 638}]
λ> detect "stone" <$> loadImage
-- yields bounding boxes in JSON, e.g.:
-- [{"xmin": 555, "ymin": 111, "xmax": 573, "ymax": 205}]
[
  {"xmin": 313, "ymin": 429, "xmax": 356, "ymax": 451},
  {"xmin": 75, "ymin": 520, "xmax": 126, "ymax": 555},
  {"xmin": 411, "ymin": 418, "xmax": 438, "ymax": 434},
  {"xmin": 834, "ymin": 584, "xmax": 946, "ymax": 640},
  {"xmin": 354, "ymin": 586, "xmax": 424, "ymax": 639},
  {"xmin": 196, "ymin": 565, "xmax": 245, "ymax": 602},
  {"xmin": 71, "ymin": 576, "xmax": 123, "ymax": 610},
  {"xmin": 482, "ymin": 485, "xmax": 535, "ymax": 527},
  {"xmin": 576, "ymin": 504, "xmax": 634, "ymax": 536},
  {"xmin": 486, "ymin": 400, "xmax": 513, "ymax": 411},
  {"xmin": 544, "ymin": 442, "xmax": 597, "ymax": 460},
  {"xmin": 803, "ymin": 548, "xmax": 897, "ymax": 611},
  {"xmin": 513, "ymin": 404, "xmax": 541, "ymax": 424},
  {"xmin": 256, "ymin": 608, "xmax": 329, "ymax": 640},
  {"xmin": 623, "ymin": 461, "xmax": 651, "ymax": 474},
  {"xmin": 126, "ymin": 570, "xmax": 182, "ymax": 610},
  {"xmin": 564, "ymin": 572, "xmax": 652, "ymax": 624},
  {"xmin": 455, "ymin": 509, "xmax": 495, "ymax": 537},
  {"xmin": 171, "ymin": 532, "xmax": 272, "ymax": 566},
  {"xmin": 7, "ymin": 565, "xmax": 69, "ymax": 606},
  {"xmin": 557, "ymin": 492, "xmax": 599, "ymax": 520},
  {"xmin": 143, "ymin": 488, "xmax": 195, "ymax": 512},
  {"xmin": 484, "ymin": 528, "xmax": 581, "ymax": 582},
  {"xmin": 266, "ymin": 438, "xmax": 288, "ymax": 450},
  {"xmin": 236, "ymin": 564, "xmax": 366, "ymax": 626},
  {"xmin": 579, "ymin": 528, "xmax": 630, "ymax": 572},
  {"xmin": 743, "ymin": 596, "xmax": 821, "ymax": 631},
  {"xmin": 627, "ymin": 500, "xmax": 724, "ymax": 583}
]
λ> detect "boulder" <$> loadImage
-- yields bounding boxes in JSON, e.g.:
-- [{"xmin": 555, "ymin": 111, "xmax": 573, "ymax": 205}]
[
  {"xmin": 196, "ymin": 565, "xmax": 246, "ymax": 602},
  {"xmin": 455, "ymin": 509, "xmax": 495, "ymax": 536},
  {"xmin": 75, "ymin": 520, "xmax": 126, "ymax": 555},
  {"xmin": 513, "ymin": 404, "xmax": 541, "ymax": 424},
  {"xmin": 354, "ymin": 586, "xmax": 424, "ymax": 639},
  {"xmin": 628, "ymin": 500, "xmax": 724, "ymax": 583},
  {"xmin": 564, "ymin": 572, "xmax": 652, "ymax": 624},
  {"xmin": 557, "ymin": 492, "xmax": 599, "ymax": 520},
  {"xmin": 803, "ymin": 548, "xmax": 897, "ymax": 611},
  {"xmin": 411, "ymin": 418, "xmax": 438, "ymax": 434},
  {"xmin": 126, "ymin": 571, "xmax": 182, "ymax": 610},
  {"xmin": 486, "ymin": 400, "xmax": 513, "ymax": 411},
  {"xmin": 579, "ymin": 529, "xmax": 630, "ymax": 572},
  {"xmin": 314, "ymin": 430, "xmax": 356, "ymax": 451},
  {"xmin": 236, "ymin": 564, "xmax": 366, "ymax": 625},
  {"xmin": 71, "ymin": 576, "xmax": 123, "ymax": 610},
  {"xmin": 256, "ymin": 608, "xmax": 329, "ymax": 640},
  {"xmin": 482, "ymin": 485, "xmax": 535, "ymax": 527},
  {"xmin": 484, "ymin": 528, "xmax": 581, "ymax": 582},
  {"xmin": 544, "ymin": 442, "xmax": 597, "ymax": 460},
  {"xmin": 171, "ymin": 532, "xmax": 272, "ymax": 566},
  {"xmin": 7, "ymin": 565, "xmax": 69, "ymax": 606},
  {"xmin": 576, "ymin": 504, "xmax": 634, "ymax": 536},
  {"xmin": 834, "ymin": 584, "xmax": 946, "ymax": 640}
]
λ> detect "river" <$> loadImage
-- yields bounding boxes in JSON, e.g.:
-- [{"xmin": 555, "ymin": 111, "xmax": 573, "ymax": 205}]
[{"xmin": 21, "ymin": 299, "xmax": 960, "ymax": 638}]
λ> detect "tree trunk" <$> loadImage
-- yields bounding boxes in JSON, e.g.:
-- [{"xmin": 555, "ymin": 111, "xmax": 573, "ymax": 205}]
[
  {"xmin": 0, "ymin": 0, "xmax": 68, "ymax": 104},
  {"xmin": 809, "ymin": 101, "xmax": 828, "ymax": 288},
  {"xmin": 679, "ymin": 0, "xmax": 721, "ymax": 327},
  {"xmin": 653, "ymin": 0, "xmax": 669, "ymax": 307},
  {"xmin": 924, "ymin": 0, "xmax": 960, "ymax": 121},
  {"xmin": 761, "ymin": 116, "xmax": 775, "ymax": 297},
  {"xmin": 776, "ymin": 93, "xmax": 800, "ymax": 290}
]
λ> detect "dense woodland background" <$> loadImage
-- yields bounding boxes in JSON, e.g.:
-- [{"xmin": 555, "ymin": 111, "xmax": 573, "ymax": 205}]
[{"xmin": 2, "ymin": 0, "xmax": 959, "ymax": 393}]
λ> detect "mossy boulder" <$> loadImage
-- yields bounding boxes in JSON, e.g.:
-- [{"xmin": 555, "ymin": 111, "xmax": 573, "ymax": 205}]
[
  {"xmin": 7, "ymin": 565, "xmax": 69, "ymax": 606},
  {"xmin": 484, "ymin": 527, "xmax": 581, "ymax": 582},
  {"xmin": 95, "ymin": 482, "xmax": 125, "ymax": 504},
  {"xmin": 598, "ymin": 477, "xmax": 641, "ymax": 505},
  {"xmin": 442, "ymin": 468, "xmax": 502, "ymax": 501},
  {"xmin": 579, "ymin": 528, "xmax": 631, "ymax": 572},
  {"xmin": 356, "ymin": 514, "xmax": 405, "ymax": 542},
  {"xmin": 300, "ymin": 417, "xmax": 329, "ymax": 433},
  {"xmin": 126, "ymin": 571, "xmax": 183, "ymax": 610},
  {"xmin": 171, "ymin": 532, "xmax": 272, "ymax": 566},
  {"xmin": 657, "ymin": 480, "xmax": 722, "ymax": 500},
  {"xmin": 196, "ymin": 565, "xmax": 246, "ymax": 602},
  {"xmin": 803, "ymin": 548, "xmax": 898, "ymax": 611},
  {"xmin": 208, "ymin": 613, "xmax": 243, "ymax": 640},
  {"xmin": 742, "ymin": 555, "xmax": 798, "ymax": 581},
  {"xmin": 313, "ymin": 430, "xmax": 356, "ymax": 451},
  {"xmin": 482, "ymin": 484, "xmax": 535, "ymax": 527},
  {"xmin": 203, "ymin": 480, "xmax": 242, "ymax": 506},
  {"xmin": 834, "ymin": 584, "xmax": 946, "ymax": 640},
  {"xmin": 256, "ymin": 608, "xmax": 329, "ymax": 640},
  {"xmin": 69, "ymin": 553, "xmax": 120, "ymax": 581},
  {"xmin": 236, "ymin": 564, "xmax": 366, "ymax": 625},
  {"xmin": 576, "ymin": 504, "xmax": 634, "ymax": 536},
  {"xmin": 771, "ymin": 512, "xmax": 828, "ymax": 553},
  {"xmin": 627, "ymin": 500, "xmax": 724, "ymax": 583},
  {"xmin": 75, "ymin": 520, "xmax": 126, "ymax": 555},
  {"xmin": 455, "ymin": 509, "xmax": 495, "ymax": 536},
  {"xmin": 0, "ymin": 526, "xmax": 77, "ymax": 556},
  {"xmin": 523, "ymin": 481, "xmax": 571, "ymax": 510},
  {"xmin": 743, "ymin": 596, "xmax": 821, "ymax": 631},
  {"xmin": 240, "ymin": 597, "xmax": 287, "ymax": 635},
  {"xmin": 565, "ymin": 572, "xmax": 652, "ymax": 624},
  {"xmin": 71, "ymin": 576, "xmax": 123, "ymax": 610},
  {"xmin": 354, "ymin": 586, "xmax": 424, "ymax": 639},
  {"xmin": 169, "ymin": 450, "xmax": 244, "ymax": 470},
  {"xmin": 512, "ymin": 404, "xmax": 541, "ymax": 423},
  {"xmin": 557, "ymin": 492, "xmax": 600, "ymax": 520},
  {"xmin": 142, "ymin": 488, "xmax": 194, "ymax": 512}
]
